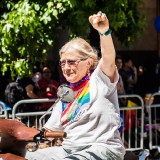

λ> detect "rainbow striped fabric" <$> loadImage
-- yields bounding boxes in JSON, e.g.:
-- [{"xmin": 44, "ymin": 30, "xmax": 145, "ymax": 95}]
[{"xmin": 61, "ymin": 82, "xmax": 90, "ymax": 127}]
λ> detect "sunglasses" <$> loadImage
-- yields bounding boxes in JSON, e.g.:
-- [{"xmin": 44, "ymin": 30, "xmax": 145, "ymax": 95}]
[{"xmin": 59, "ymin": 58, "xmax": 87, "ymax": 68}]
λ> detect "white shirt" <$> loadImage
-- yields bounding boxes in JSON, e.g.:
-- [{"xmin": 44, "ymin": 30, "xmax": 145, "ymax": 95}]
[{"xmin": 44, "ymin": 65, "xmax": 125, "ymax": 159}]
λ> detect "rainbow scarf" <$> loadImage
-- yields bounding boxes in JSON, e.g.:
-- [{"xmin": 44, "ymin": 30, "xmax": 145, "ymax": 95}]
[{"xmin": 61, "ymin": 81, "xmax": 90, "ymax": 127}]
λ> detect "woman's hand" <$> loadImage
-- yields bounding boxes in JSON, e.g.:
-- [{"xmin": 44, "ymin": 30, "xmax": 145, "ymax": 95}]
[{"xmin": 89, "ymin": 11, "xmax": 109, "ymax": 34}]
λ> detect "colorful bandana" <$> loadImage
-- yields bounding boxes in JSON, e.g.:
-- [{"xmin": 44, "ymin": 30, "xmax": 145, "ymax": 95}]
[
  {"xmin": 61, "ymin": 81, "xmax": 90, "ymax": 127},
  {"xmin": 70, "ymin": 69, "xmax": 94, "ymax": 90}
]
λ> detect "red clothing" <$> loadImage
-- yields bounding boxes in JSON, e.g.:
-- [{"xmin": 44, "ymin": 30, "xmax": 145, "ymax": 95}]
[{"xmin": 38, "ymin": 78, "xmax": 59, "ymax": 110}]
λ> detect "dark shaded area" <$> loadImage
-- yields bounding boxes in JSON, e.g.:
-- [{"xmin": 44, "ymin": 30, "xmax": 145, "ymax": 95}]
[
  {"xmin": 89, "ymin": 26, "xmax": 101, "ymax": 57},
  {"xmin": 0, "ymin": 71, "xmax": 12, "ymax": 102},
  {"xmin": 117, "ymin": 50, "xmax": 159, "ymax": 68}
]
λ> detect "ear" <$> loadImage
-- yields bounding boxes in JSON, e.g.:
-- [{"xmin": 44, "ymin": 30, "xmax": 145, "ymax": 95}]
[{"xmin": 87, "ymin": 58, "xmax": 93, "ymax": 69}]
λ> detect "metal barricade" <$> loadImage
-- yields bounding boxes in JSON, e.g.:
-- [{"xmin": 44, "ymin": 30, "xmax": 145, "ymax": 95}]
[
  {"xmin": 118, "ymin": 94, "xmax": 144, "ymax": 151},
  {"xmin": 146, "ymin": 92, "xmax": 160, "ymax": 150},
  {"xmin": 12, "ymin": 98, "xmax": 56, "ymax": 128},
  {"xmin": 11, "ymin": 95, "xmax": 145, "ymax": 151},
  {"xmin": 0, "ymin": 101, "xmax": 8, "ymax": 119}
]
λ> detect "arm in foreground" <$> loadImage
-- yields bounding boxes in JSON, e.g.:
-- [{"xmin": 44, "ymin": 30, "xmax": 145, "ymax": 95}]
[{"xmin": 89, "ymin": 12, "xmax": 116, "ymax": 82}]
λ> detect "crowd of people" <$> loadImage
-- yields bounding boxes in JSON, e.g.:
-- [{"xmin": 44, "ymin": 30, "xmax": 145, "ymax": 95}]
[
  {"xmin": 0, "ymin": 10, "xmax": 160, "ymax": 160},
  {"xmin": 115, "ymin": 54, "xmax": 160, "ymax": 107},
  {"xmin": 1, "ymin": 63, "xmax": 61, "ymax": 113},
  {"xmin": 1, "ymin": 51, "xmax": 159, "ymax": 112}
]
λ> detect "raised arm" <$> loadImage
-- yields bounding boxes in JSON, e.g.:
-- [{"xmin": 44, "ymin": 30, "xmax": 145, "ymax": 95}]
[{"xmin": 89, "ymin": 11, "xmax": 116, "ymax": 82}]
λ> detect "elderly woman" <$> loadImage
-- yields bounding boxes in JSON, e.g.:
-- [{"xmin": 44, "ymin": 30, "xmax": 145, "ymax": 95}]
[{"xmin": 25, "ymin": 11, "xmax": 125, "ymax": 160}]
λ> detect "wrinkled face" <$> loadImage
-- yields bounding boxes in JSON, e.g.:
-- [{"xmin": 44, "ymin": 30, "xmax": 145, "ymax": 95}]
[{"xmin": 60, "ymin": 52, "xmax": 92, "ymax": 83}]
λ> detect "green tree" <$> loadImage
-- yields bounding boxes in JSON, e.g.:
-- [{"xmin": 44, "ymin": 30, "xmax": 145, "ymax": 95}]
[{"xmin": 0, "ymin": 0, "xmax": 146, "ymax": 78}]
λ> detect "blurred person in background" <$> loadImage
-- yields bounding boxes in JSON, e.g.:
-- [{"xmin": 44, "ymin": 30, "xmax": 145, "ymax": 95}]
[
  {"xmin": 38, "ymin": 65, "xmax": 59, "ymax": 110},
  {"xmin": 115, "ymin": 55, "xmax": 126, "ymax": 107},
  {"xmin": 16, "ymin": 70, "xmax": 40, "ymax": 113},
  {"xmin": 120, "ymin": 55, "xmax": 137, "ymax": 94}
]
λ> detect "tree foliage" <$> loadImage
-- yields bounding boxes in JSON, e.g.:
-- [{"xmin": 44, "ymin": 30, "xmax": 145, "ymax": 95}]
[{"xmin": 0, "ymin": 0, "xmax": 146, "ymax": 78}]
